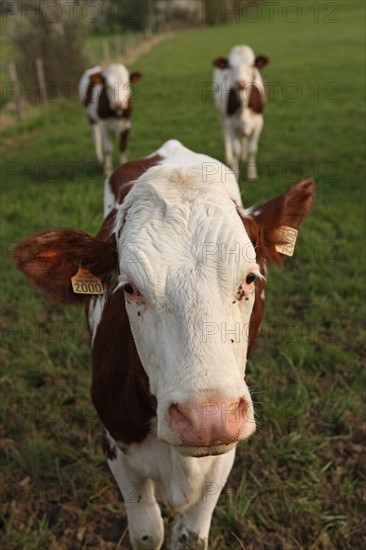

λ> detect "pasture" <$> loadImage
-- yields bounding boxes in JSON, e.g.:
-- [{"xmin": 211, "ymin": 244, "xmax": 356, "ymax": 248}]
[{"xmin": 1, "ymin": 1, "xmax": 365, "ymax": 548}]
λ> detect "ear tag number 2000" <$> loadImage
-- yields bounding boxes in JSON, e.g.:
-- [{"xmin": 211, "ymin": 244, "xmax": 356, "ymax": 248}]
[{"xmin": 71, "ymin": 265, "xmax": 104, "ymax": 295}]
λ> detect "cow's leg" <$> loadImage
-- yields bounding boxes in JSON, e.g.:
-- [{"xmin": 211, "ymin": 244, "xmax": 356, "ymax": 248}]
[
  {"xmin": 220, "ymin": 119, "xmax": 234, "ymax": 169},
  {"xmin": 99, "ymin": 122, "xmax": 114, "ymax": 176},
  {"xmin": 119, "ymin": 129, "xmax": 130, "ymax": 165},
  {"xmin": 232, "ymin": 133, "xmax": 242, "ymax": 178},
  {"xmin": 107, "ymin": 444, "xmax": 164, "ymax": 550},
  {"xmin": 171, "ymin": 450, "xmax": 236, "ymax": 550},
  {"xmin": 246, "ymin": 116, "xmax": 263, "ymax": 181},
  {"xmin": 223, "ymin": 122, "xmax": 240, "ymax": 178},
  {"xmin": 88, "ymin": 118, "xmax": 103, "ymax": 164},
  {"xmin": 241, "ymin": 135, "xmax": 248, "ymax": 162}
]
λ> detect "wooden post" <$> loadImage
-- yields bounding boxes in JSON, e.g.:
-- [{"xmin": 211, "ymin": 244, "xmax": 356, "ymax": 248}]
[
  {"xmin": 35, "ymin": 57, "xmax": 47, "ymax": 102},
  {"xmin": 102, "ymin": 40, "xmax": 110, "ymax": 63},
  {"xmin": 8, "ymin": 61, "xmax": 24, "ymax": 120},
  {"xmin": 114, "ymin": 35, "xmax": 122, "ymax": 58},
  {"xmin": 85, "ymin": 43, "xmax": 95, "ymax": 65}
]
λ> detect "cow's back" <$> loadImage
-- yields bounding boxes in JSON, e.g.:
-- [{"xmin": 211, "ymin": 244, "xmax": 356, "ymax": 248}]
[{"xmin": 104, "ymin": 140, "xmax": 242, "ymax": 218}]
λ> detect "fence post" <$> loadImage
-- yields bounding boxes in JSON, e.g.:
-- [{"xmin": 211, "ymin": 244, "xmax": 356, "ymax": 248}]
[
  {"xmin": 102, "ymin": 40, "xmax": 110, "ymax": 63},
  {"xmin": 8, "ymin": 61, "xmax": 25, "ymax": 120},
  {"xmin": 114, "ymin": 35, "xmax": 122, "ymax": 58},
  {"xmin": 35, "ymin": 57, "xmax": 47, "ymax": 102}
]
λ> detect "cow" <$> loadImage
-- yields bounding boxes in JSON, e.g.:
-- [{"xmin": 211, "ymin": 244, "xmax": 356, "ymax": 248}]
[
  {"xmin": 79, "ymin": 64, "xmax": 142, "ymax": 175},
  {"xmin": 14, "ymin": 140, "xmax": 314, "ymax": 550},
  {"xmin": 213, "ymin": 45, "xmax": 269, "ymax": 181}
]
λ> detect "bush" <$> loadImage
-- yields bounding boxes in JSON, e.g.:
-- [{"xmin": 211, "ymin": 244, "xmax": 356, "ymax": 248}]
[{"xmin": 8, "ymin": 0, "xmax": 90, "ymax": 101}]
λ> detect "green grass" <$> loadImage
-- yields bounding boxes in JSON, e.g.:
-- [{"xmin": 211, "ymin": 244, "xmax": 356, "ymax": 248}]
[{"xmin": 1, "ymin": 1, "xmax": 365, "ymax": 548}]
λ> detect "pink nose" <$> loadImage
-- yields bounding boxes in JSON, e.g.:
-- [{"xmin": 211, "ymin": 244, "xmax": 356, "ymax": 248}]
[
  {"xmin": 236, "ymin": 80, "xmax": 247, "ymax": 90},
  {"xmin": 115, "ymin": 101, "xmax": 124, "ymax": 110},
  {"xmin": 169, "ymin": 398, "xmax": 247, "ymax": 447}
]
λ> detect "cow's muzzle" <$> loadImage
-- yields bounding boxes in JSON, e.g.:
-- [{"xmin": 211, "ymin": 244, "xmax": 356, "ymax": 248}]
[
  {"xmin": 169, "ymin": 397, "xmax": 249, "ymax": 449},
  {"xmin": 236, "ymin": 80, "xmax": 248, "ymax": 90}
]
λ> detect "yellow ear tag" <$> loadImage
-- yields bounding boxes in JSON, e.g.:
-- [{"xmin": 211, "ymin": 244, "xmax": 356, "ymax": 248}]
[
  {"xmin": 71, "ymin": 265, "xmax": 104, "ymax": 295},
  {"xmin": 275, "ymin": 226, "xmax": 299, "ymax": 257}
]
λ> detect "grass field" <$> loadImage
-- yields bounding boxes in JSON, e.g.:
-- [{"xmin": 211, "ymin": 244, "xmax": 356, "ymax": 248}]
[{"xmin": 1, "ymin": 1, "xmax": 365, "ymax": 548}]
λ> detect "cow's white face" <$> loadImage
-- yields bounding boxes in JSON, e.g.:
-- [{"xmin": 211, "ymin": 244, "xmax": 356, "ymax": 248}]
[
  {"xmin": 115, "ymin": 166, "xmax": 258, "ymax": 456},
  {"xmin": 228, "ymin": 46, "xmax": 257, "ymax": 104},
  {"xmin": 104, "ymin": 63, "xmax": 131, "ymax": 111}
]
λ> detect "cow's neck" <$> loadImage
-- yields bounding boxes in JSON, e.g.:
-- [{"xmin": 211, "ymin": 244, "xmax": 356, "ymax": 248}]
[{"xmin": 91, "ymin": 287, "xmax": 157, "ymax": 445}]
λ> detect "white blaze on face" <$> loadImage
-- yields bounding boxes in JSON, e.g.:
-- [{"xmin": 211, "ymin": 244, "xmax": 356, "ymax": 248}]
[
  {"xmin": 228, "ymin": 45, "xmax": 258, "ymax": 105},
  {"xmin": 104, "ymin": 64, "xmax": 131, "ymax": 110},
  {"xmin": 115, "ymin": 166, "xmax": 258, "ymax": 454}
]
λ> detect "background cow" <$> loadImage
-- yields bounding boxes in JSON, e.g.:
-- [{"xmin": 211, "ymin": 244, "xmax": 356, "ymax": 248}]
[
  {"xmin": 213, "ymin": 45, "xmax": 269, "ymax": 181},
  {"xmin": 14, "ymin": 140, "xmax": 314, "ymax": 550},
  {"xmin": 79, "ymin": 63, "xmax": 142, "ymax": 175}
]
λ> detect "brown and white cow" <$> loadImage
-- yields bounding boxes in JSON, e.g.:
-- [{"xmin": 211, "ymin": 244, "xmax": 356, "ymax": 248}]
[
  {"xmin": 14, "ymin": 140, "xmax": 314, "ymax": 549},
  {"xmin": 213, "ymin": 46, "xmax": 269, "ymax": 181},
  {"xmin": 79, "ymin": 64, "xmax": 142, "ymax": 175}
]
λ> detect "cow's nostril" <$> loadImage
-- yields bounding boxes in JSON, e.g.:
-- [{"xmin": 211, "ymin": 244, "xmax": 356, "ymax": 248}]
[
  {"xmin": 238, "ymin": 398, "xmax": 248, "ymax": 422},
  {"xmin": 169, "ymin": 404, "xmax": 194, "ymax": 433}
]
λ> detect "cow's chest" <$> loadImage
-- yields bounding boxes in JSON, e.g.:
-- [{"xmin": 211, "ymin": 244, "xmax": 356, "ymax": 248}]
[
  {"xmin": 113, "ymin": 433, "xmax": 234, "ymax": 514},
  {"xmin": 233, "ymin": 109, "xmax": 261, "ymax": 138},
  {"xmin": 104, "ymin": 117, "xmax": 131, "ymax": 135}
]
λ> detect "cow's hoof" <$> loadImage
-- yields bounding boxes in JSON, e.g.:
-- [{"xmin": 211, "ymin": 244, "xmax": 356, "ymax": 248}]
[{"xmin": 247, "ymin": 165, "xmax": 258, "ymax": 181}]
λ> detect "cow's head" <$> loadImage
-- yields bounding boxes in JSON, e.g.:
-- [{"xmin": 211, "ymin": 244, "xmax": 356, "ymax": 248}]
[
  {"xmin": 14, "ymin": 167, "xmax": 314, "ymax": 457},
  {"xmin": 213, "ymin": 45, "xmax": 269, "ymax": 108},
  {"xmin": 102, "ymin": 63, "xmax": 142, "ymax": 114}
]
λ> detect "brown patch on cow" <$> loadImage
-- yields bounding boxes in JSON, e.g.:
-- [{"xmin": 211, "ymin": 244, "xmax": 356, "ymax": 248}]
[
  {"xmin": 119, "ymin": 129, "xmax": 129, "ymax": 153},
  {"xmin": 97, "ymin": 85, "xmax": 132, "ymax": 120},
  {"xmin": 13, "ymin": 228, "xmax": 118, "ymax": 305},
  {"xmin": 248, "ymin": 273, "xmax": 266, "ymax": 357},
  {"xmin": 91, "ymin": 287, "xmax": 157, "ymax": 445},
  {"xmin": 84, "ymin": 82, "xmax": 94, "ymax": 107},
  {"xmin": 91, "ymin": 72, "xmax": 104, "ymax": 85},
  {"xmin": 227, "ymin": 88, "xmax": 241, "ymax": 116},
  {"xmin": 228, "ymin": 85, "xmax": 264, "ymax": 115},
  {"xmin": 248, "ymin": 84, "xmax": 264, "ymax": 114},
  {"xmin": 83, "ymin": 72, "xmax": 104, "ymax": 107},
  {"xmin": 108, "ymin": 154, "xmax": 163, "ymax": 204},
  {"xmin": 97, "ymin": 85, "xmax": 115, "ymax": 119},
  {"xmin": 96, "ymin": 210, "xmax": 117, "ymax": 242}
]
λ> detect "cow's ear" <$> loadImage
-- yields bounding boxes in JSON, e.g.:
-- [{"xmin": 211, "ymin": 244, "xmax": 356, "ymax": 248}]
[
  {"xmin": 213, "ymin": 57, "xmax": 229, "ymax": 69},
  {"xmin": 240, "ymin": 177, "xmax": 315, "ymax": 264},
  {"xmin": 90, "ymin": 71, "xmax": 104, "ymax": 85},
  {"xmin": 254, "ymin": 55, "xmax": 269, "ymax": 69},
  {"xmin": 13, "ymin": 228, "xmax": 118, "ymax": 305},
  {"xmin": 130, "ymin": 72, "xmax": 142, "ymax": 83}
]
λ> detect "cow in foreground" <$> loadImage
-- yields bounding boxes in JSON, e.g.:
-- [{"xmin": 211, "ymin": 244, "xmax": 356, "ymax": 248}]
[
  {"xmin": 213, "ymin": 45, "xmax": 269, "ymax": 180},
  {"xmin": 79, "ymin": 64, "xmax": 142, "ymax": 175},
  {"xmin": 14, "ymin": 140, "xmax": 314, "ymax": 549}
]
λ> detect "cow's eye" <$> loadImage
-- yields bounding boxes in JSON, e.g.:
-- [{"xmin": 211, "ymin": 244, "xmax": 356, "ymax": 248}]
[
  {"xmin": 246, "ymin": 273, "xmax": 256, "ymax": 285},
  {"xmin": 122, "ymin": 282, "xmax": 144, "ymax": 303},
  {"xmin": 123, "ymin": 283, "xmax": 134, "ymax": 294}
]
